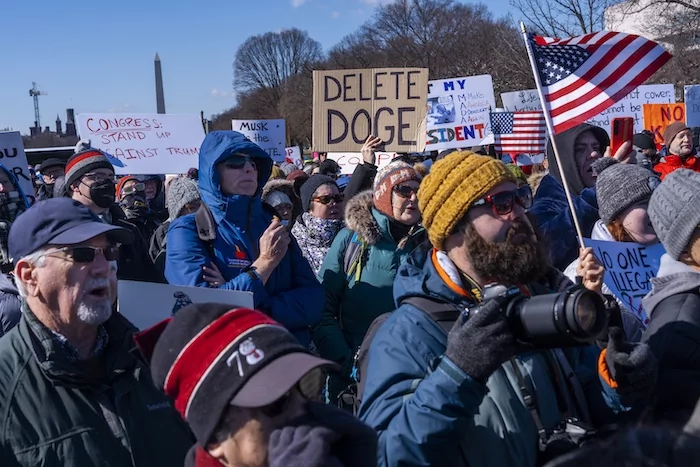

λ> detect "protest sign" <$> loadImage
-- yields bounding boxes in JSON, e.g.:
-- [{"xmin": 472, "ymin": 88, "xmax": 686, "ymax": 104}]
[
  {"xmin": 643, "ymin": 103, "xmax": 686, "ymax": 146},
  {"xmin": 426, "ymin": 75, "xmax": 496, "ymax": 151},
  {"xmin": 328, "ymin": 151, "xmax": 399, "ymax": 175},
  {"xmin": 0, "ymin": 132, "xmax": 36, "ymax": 204},
  {"xmin": 313, "ymin": 68, "xmax": 429, "ymax": 152},
  {"xmin": 118, "ymin": 281, "xmax": 254, "ymax": 330},
  {"xmin": 501, "ymin": 89, "xmax": 542, "ymax": 112},
  {"xmin": 685, "ymin": 85, "xmax": 700, "ymax": 128},
  {"xmin": 586, "ymin": 84, "xmax": 675, "ymax": 134},
  {"xmin": 583, "ymin": 238, "xmax": 665, "ymax": 325},
  {"xmin": 76, "ymin": 113, "xmax": 205, "ymax": 175},
  {"xmin": 285, "ymin": 146, "xmax": 302, "ymax": 168},
  {"xmin": 232, "ymin": 119, "xmax": 286, "ymax": 163}
]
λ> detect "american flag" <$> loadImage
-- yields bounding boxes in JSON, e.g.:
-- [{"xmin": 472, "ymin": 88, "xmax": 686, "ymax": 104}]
[
  {"xmin": 490, "ymin": 111, "xmax": 547, "ymax": 155},
  {"xmin": 529, "ymin": 32, "xmax": 671, "ymax": 134}
]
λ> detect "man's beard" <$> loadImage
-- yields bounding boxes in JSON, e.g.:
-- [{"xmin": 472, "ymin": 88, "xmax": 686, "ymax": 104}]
[
  {"xmin": 464, "ymin": 220, "xmax": 550, "ymax": 286},
  {"xmin": 77, "ymin": 277, "xmax": 113, "ymax": 326}
]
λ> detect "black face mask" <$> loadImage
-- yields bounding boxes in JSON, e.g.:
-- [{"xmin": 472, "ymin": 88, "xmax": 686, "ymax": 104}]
[
  {"xmin": 119, "ymin": 193, "xmax": 149, "ymax": 219},
  {"xmin": 89, "ymin": 179, "xmax": 116, "ymax": 209}
]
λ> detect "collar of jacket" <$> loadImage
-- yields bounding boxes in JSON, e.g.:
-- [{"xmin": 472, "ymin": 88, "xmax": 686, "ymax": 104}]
[
  {"xmin": 19, "ymin": 301, "xmax": 140, "ymax": 387},
  {"xmin": 345, "ymin": 190, "xmax": 424, "ymax": 246},
  {"xmin": 664, "ymin": 154, "xmax": 699, "ymax": 169}
]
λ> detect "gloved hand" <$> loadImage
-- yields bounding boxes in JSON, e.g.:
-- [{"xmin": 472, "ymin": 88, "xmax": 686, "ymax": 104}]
[
  {"xmin": 604, "ymin": 327, "xmax": 658, "ymax": 398},
  {"xmin": 268, "ymin": 424, "xmax": 342, "ymax": 467},
  {"xmin": 445, "ymin": 298, "xmax": 517, "ymax": 384}
]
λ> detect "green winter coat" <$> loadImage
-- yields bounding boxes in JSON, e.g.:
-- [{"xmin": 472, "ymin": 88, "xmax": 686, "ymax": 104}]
[
  {"xmin": 312, "ymin": 191, "xmax": 426, "ymax": 402},
  {"xmin": 0, "ymin": 304, "xmax": 194, "ymax": 467}
]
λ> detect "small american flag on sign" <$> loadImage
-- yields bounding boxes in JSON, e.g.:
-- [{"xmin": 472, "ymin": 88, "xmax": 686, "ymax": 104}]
[
  {"xmin": 490, "ymin": 111, "xmax": 547, "ymax": 155},
  {"xmin": 529, "ymin": 32, "xmax": 671, "ymax": 134}
]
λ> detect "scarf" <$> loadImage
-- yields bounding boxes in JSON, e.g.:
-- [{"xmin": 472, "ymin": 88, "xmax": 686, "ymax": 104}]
[{"xmin": 291, "ymin": 212, "xmax": 344, "ymax": 275}]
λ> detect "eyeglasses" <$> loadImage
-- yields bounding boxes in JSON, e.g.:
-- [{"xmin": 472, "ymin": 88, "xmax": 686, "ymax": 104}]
[
  {"xmin": 223, "ymin": 155, "xmax": 257, "ymax": 170},
  {"xmin": 83, "ymin": 173, "xmax": 114, "ymax": 183},
  {"xmin": 313, "ymin": 194, "xmax": 344, "ymax": 205},
  {"xmin": 121, "ymin": 183, "xmax": 145, "ymax": 196},
  {"xmin": 44, "ymin": 245, "xmax": 120, "ymax": 263},
  {"xmin": 393, "ymin": 184, "xmax": 418, "ymax": 199},
  {"xmin": 472, "ymin": 186, "xmax": 533, "ymax": 215}
]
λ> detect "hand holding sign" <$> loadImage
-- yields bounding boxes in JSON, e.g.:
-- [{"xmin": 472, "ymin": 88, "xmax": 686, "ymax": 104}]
[{"xmin": 577, "ymin": 247, "xmax": 605, "ymax": 296}]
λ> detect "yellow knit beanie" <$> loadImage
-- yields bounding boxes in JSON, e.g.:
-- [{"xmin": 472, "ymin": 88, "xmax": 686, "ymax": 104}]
[{"xmin": 418, "ymin": 151, "xmax": 515, "ymax": 250}]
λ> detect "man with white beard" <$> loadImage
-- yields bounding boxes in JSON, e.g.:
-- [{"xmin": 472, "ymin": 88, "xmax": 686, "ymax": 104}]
[{"xmin": 0, "ymin": 198, "xmax": 195, "ymax": 466}]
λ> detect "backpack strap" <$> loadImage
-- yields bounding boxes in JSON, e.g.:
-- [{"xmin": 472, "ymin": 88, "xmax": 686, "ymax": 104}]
[
  {"xmin": 400, "ymin": 296, "xmax": 462, "ymax": 333},
  {"xmin": 343, "ymin": 232, "xmax": 366, "ymax": 282}
]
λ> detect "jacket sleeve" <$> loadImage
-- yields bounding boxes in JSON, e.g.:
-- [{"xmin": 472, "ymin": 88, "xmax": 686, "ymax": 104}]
[
  {"xmin": 312, "ymin": 231, "xmax": 354, "ymax": 369},
  {"xmin": 133, "ymin": 227, "xmax": 166, "ymax": 283},
  {"xmin": 530, "ymin": 178, "xmax": 599, "ymax": 269},
  {"xmin": 255, "ymin": 238, "xmax": 324, "ymax": 331},
  {"xmin": 344, "ymin": 163, "xmax": 377, "ymax": 201},
  {"xmin": 0, "ymin": 292, "xmax": 20, "ymax": 338},
  {"xmin": 359, "ymin": 308, "xmax": 488, "ymax": 467},
  {"xmin": 165, "ymin": 218, "xmax": 267, "ymax": 297}
]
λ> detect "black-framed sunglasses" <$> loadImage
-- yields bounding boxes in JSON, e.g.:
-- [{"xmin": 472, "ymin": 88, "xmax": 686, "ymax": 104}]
[
  {"xmin": 313, "ymin": 194, "xmax": 344, "ymax": 205},
  {"xmin": 393, "ymin": 184, "xmax": 418, "ymax": 199},
  {"xmin": 472, "ymin": 186, "xmax": 533, "ymax": 215},
  {"xmin": 122, "ymin": 183, "xmax": 145, "ymax": 196},
  {"xmin": 44, "ymin": 245, "xmax": 120, "ymax": 263},
  {"xmin": 223, "ymin": 154, "xmax": 257, "ymax": 170}
]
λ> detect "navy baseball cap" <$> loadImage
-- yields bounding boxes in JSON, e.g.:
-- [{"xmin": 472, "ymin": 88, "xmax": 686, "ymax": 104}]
[{"xmin": 9, "ymin": 198, "xmax": 134, "ymax": 261}]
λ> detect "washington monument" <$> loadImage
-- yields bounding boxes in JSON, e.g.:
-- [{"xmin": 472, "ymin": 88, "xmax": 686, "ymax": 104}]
[{"xmin": 155, "ymin": 53, "xmax": 166, "ymax": 114}]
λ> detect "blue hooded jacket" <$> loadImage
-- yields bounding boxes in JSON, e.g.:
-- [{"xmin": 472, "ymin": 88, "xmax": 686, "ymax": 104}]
[
  {"xmin": 359, "ymin": 245, "xmax": 628, "ymax": 467},
  {"xmin": 165, "ymin": 131, "xmax": 323, "ymax": 345}
]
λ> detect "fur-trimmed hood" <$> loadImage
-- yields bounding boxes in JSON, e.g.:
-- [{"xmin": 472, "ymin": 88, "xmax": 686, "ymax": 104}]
[{"xmin": 344, "ymin": 191, "xmax": 385, "ymax": 246}]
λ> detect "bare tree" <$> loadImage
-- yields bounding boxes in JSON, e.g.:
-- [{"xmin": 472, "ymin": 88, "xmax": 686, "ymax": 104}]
[
  {"xmin": 511, "ymin": 0, "xmax": 614, "ymax": 36},
  {"xmin": 233, "ymin": 28, "xmax": 323, "ymax": 98}
]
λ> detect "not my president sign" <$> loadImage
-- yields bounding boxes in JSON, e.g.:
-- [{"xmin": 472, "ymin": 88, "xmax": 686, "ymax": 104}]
[
  {"xmin": 584, "ymin": 238, "xmax": 665, "ymax": 326},
  {"xmin": 313, "ymin": 68, "xmax": 429, "ymax": 152}
]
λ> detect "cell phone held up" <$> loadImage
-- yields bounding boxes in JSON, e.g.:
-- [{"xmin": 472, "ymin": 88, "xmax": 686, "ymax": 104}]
[{"xmin": 610, "ymin": 117, "xmax": 634, "ymax": 157}]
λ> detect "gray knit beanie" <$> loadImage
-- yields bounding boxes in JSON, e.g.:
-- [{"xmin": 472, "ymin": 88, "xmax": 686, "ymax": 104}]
[
  {"xmin": 167, "ymin": 177, "xmax": 201, "ymax": 220},
  {"xmin": 648, "ymin": 169, "xmax": 700, "ymax": 260},
  {"xmin": 592, "ymin": 158, "xmax": 661, "ymax": 225}
]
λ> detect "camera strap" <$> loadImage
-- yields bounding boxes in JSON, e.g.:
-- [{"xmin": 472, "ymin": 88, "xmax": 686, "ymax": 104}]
[
  {"xmin": 509, "ymin": 359, "xmax": 549, "ymax": 444},
  {"xmin": 551, "ymin": 349, "xmax": 591, "ymax": 424}
]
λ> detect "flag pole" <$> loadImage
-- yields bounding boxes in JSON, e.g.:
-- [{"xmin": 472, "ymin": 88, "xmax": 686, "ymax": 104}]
[{"xmin": 520, "ymin": 22, "xmax": 586, "ymax": 250}]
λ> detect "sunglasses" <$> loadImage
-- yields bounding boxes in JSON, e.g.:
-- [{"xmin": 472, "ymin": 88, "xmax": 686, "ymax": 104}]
[
  {"xmin": 313, "ymin": 194, "xmax": 344, "ymax": 205},
  {"xmin": 223, "ymin": 155, "xmax": 257, "ymax": 170},
  {"xmin": 44, "ymin": 245, "xmax": 120, "ymax": 263},
  {"xmin": 393, "ymin": 184, "xmax": 418, "ymax": 199},
  {"xmin": 472, "ymin": 186, "xmax": 533, "ymax": 215},
  {"xmin": 122, "ymin": 183, "xmax": 145, "ymax": 196}
]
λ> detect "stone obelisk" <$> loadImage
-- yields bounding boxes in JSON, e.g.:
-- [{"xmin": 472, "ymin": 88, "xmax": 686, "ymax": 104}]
[{"xmin": 155, "ymin": 53, "xmax": 166, "ymax": 114}]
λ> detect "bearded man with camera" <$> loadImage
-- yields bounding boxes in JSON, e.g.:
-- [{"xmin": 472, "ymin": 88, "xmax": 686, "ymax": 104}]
[{"xmin": 358, "ymin": 152, "xmax": 657, "ymax": 467}]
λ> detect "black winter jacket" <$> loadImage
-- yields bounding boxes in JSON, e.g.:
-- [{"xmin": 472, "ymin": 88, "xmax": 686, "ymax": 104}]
[
  {"xmin": 108, "ymin": 205, "xmax": 165, "ymax": 283},
  {"xmin": 0, "ymin": 274, "xmax": 20, "ymax": 337}
]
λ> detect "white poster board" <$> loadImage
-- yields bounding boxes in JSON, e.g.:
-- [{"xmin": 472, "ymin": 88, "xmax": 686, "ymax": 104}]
[
  {"xmin": 583, "ymin": 238, "xmax": 665, "ymax": 326},
  {"xmin": 232, "ymin": 119, "xmax": 286, "ymax": 163},
  {"xmin": 685, "ymin": 85, "xmax": 700, "ymax": 128},
  {"xmin": 328, "ymin": 152, "xmax": 399, "ymax": 175},
  {"xmin": 425, "ymin": 75, "xmax": 496, "ymax": 151},
  {"xmin": 76, "ymin": 114, "xmax": 205, "ymax": 175},
  {"xmin": 501, "ymin": 90, "xmax": 543, "ymax": 112},
  {"xmin": 0, "ymin": 132, "xmax": 36, "ymax": 204},
  {"xmin": 502, "ymin": 85, "xmax": 675, "ymax": 134},
  {"xmin": 285, "ymin": 146, "xmax": 302, "ymax": 168},
  {"xmin": 118, "ymin": 281, "xmax": 254, "ymax": 331}
]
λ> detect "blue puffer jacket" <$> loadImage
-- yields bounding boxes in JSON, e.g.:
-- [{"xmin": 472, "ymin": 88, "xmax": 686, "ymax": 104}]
[
  {"xmin": 165, "ymin": 131, "xmax": 323, "ymax": 345},
  {"xmin": 359, "ymin": 246, "xmax": 626, "ymax": 467},
  {"xmin": 530, "ymin": 174, "xmax": 598, "ymax": 270}
]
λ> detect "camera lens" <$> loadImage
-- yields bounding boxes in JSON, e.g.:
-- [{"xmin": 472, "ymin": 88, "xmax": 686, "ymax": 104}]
[{"xmin": 573, "ymin": 293, "xmax": 600, "ymax": 335}]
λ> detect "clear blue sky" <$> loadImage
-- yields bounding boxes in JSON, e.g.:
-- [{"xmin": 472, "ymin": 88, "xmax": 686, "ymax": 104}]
[{"xmin": 1, "ymin": 0, "xmax": 514, "ymax": 135}]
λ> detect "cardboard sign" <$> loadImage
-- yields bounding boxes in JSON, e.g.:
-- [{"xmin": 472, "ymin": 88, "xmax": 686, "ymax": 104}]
[
  {"xmin": 642, "ymin": 103, "xmax": 686, "ymax": 146},
  {"xmin": 588, "ymin": 84, "xmax": 675, "ymax": 134},
  {"xmin": 117, "ymin": 280, "xmax": 254, "ymax": 331},
  {"xmin": 0, "ymin": 132, "xmax": 36, "ymax": 205},
  {"xmin": 501, "ymin": 89, "xmax": 542, "ymax": 112},
  {"xmin": 76, "ymin": 113, "xmax": 206, "ymax": 175},
  {"xmin": 285, "ymin": 146, "xmax": 302, "ymax": 168},
  {"xmin": 328, "ymin": 152, "xmax": 399, "ymax": 175},
  {"xmin": 426, "ymin": 75, "xmax": 496, "ymax": 151},
  {"xmin": 232, "ymin": 119, "xmax": 286, "ymax": 163},
  {"xmin": 312, "ymin": 68, "xmax": 429, "ymax": 152},
  {"xmin": 583, "ymin": 238, "xmax": 665, "ymax": 326},
  {"xmin": 685, "ymin": 85, "xmax": 700, "ymax": 128}
]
